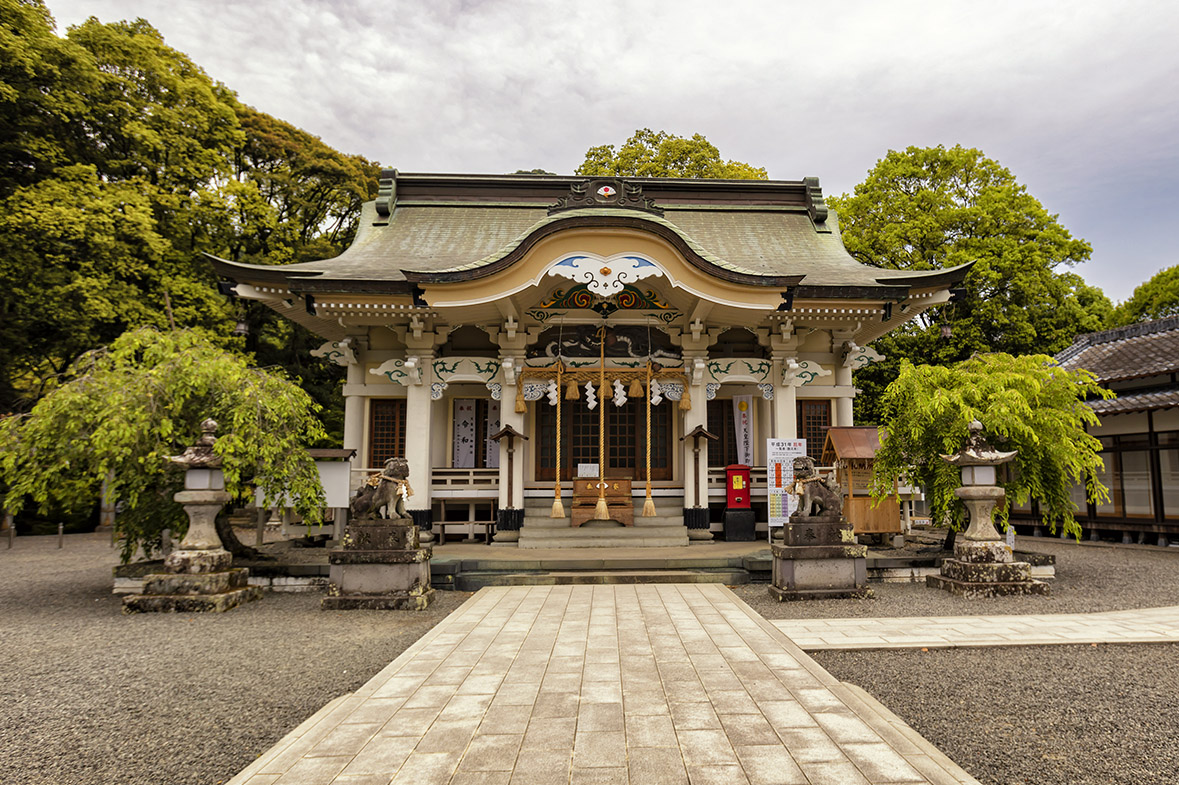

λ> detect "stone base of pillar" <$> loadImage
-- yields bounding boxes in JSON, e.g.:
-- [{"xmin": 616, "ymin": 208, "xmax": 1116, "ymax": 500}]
[
  {"xmin": 493, "ymin": 509, "xmax": 523, "ymax": 544},
  {"xmin": 769, "ymin": 514, "xmax": 872, "ymax": 601},
  {"xmin": 927, "ymin": 539, "xmax": 1049, "ymax": 597},
  {"xmin": 683, "ymin": 507, "xmax": 713, "ymax": 541},
  {"xmin": 409, "ymin": 509, "xmax": 434, "ymax": 544},
  {"xmin": 123, "ymin": 548, "xmax": 262, "ymax": 613},
  {"xmin": 322, "ymin": 520, "xmax": 433, "ymax": 611}
]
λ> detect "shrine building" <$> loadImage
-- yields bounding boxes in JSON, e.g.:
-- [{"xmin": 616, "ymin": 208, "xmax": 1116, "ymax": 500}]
[{"xmin": 210, "ymin": 172, "xmax": 970, "ymax": 547}]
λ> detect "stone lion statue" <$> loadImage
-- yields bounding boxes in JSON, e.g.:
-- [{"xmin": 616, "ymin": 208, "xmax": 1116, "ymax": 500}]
[
  {"xmin": 791, "ymin": 455, "xmax": 843, "ymax": 518},
  {"xmin": 350, "ymin": 457, "xmax": 413, "ymax": 520}
]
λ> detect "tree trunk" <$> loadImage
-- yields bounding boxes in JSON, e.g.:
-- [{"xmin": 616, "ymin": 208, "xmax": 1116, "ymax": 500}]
[
  {"xmin": 215, "ymin": 511, "xmax": 268, "ymax": 561},
  {"xmin": 943, "ymin": 527, "xmax": 957, "ymax": 552}
]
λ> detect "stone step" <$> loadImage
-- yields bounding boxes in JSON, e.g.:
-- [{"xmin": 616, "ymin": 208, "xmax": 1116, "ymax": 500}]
[
  {"xmin": 519, "ymin": 524, "xmax": 689, "ymax": 539},
  {"xmin": 521, "ymin": 516, "xmax": 684, "ymax": 529},
  {"xmin": 517, "ymin": 533, "xmax": 690, "ymax": 549},
  {"xmin": 453, "ymin": 569, "xmax": 747, "ymax": 590}
]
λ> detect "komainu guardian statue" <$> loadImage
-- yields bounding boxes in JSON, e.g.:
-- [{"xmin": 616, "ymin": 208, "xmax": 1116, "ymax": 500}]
[
  {"xmin": 350, "ymin": 457, "xmax": 413, "ymax": 521},
  {"xmin": 790, "ymin": 455, "xmax": 843, "ymax": 518}
]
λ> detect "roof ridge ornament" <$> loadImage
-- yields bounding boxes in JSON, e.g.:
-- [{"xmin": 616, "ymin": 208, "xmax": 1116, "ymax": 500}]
[
  {"xmin": 803, "ymin": 176, "xmax": 829, "ymax": 231},
  {"xmin": 548, "ymin": 178, "xmax": 663, "ymax": 216},
  {"xmin": 374, "ymin": 168, "xmax": 398, "ymax": 219}
]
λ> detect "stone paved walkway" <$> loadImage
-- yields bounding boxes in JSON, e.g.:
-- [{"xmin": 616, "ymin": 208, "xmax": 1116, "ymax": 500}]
[
  {"xmin": 229, "ymin": 585, "xmax": 979, "ymax": 784},
  {"xmin": 772, "ymin": 605, "xmax": 1179, "ymax": 651}
]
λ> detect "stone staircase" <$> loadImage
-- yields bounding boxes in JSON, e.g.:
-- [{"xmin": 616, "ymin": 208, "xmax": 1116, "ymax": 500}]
[{"xmin": 516, "ymin": 496, "xmax": 690, "ymax": 549}]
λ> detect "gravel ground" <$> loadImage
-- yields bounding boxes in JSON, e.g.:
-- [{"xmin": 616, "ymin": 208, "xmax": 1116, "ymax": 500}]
[
  {"xmin": 2, "ymin": 532, "xmax": 1177, "ymax": 785},
  {"xmin": 733, "ymin": 535, "xmax": 1179, "ymax": 785},
  {"xmin": 733, "ymin": 534, "xmax": 1179, "ymax": 619},
  {"xmin": 811, "ymin": 645, "xmax": 1179, "ymax": 785},
  {"xmin": 0, "ymin": 534, "xmax": 470, "ymax": 785}
]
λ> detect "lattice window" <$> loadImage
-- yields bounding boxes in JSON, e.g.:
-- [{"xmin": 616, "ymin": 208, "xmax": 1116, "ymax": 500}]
[
  {"xmin": 706, "ymin": 399, "xmax": 739, "ymax": 468},
  {"xmin": 369, "ymin": 399, "xmax": 406, "ymax": 468},
  {"xmin": 537, "ymin": 399, "xmax": 671, "ymax": 481},
  {"xmin": 796, "ymin": 400, "xmax": 831, "ymax": 462}
]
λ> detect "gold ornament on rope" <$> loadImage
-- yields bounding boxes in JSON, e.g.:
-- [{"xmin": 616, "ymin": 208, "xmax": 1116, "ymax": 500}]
[{"xmin": 594, "ymin": 325, "xmax": 610, "ymax": 521}]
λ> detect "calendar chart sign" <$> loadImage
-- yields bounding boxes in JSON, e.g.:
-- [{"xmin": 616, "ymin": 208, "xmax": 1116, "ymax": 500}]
[{"xmin": 767, "ymin": 439, "xmax": 807, "ymax": 528}]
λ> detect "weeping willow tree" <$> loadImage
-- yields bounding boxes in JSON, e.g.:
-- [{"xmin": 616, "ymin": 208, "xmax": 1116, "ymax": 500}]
[
  {"xmin": 0, "ymin": 327, "xmax": 326, "ymax": 562},
  {"xmin": 871, "ymin": 353, "xmax": 1112, "ymax": 539}
]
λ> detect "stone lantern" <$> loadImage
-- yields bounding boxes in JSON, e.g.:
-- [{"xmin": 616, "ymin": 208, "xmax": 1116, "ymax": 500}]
[
  {"xmin": 927, "ymin": 420, "xmax": 1048, "ymax": 597},
  {"xmin": 123, "ymin": 419, "xmax": 262, "ymax": 612}
]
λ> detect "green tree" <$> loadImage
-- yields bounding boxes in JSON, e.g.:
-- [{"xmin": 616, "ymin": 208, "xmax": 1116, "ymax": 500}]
[
  {"xmin": 0, "ymin": 327, "xmax": 327, "ymax": 562},
  {"xmin": 0, "ymin": 0, "xmax": 95, "ymax": 197},
  {"xmin": 830, "ymin": 145, "xmax": 1112, "ymax": 422},
  {"xmin": 1111, "ymin": 264, "xmax": 1179, "ymax": 326},
  {"xmin": 871, "ymin": 353, "xmax": 1110, "ymax": 539},
  {"xmin": 577, "ymin": 128, "xmax": 767, "ymax": 179}
]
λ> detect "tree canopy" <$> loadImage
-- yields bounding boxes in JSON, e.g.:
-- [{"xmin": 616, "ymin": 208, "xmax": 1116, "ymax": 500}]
[
  {"xmin": 577, "ymin": 128, "xmax": 767, "ymax": 179},
  {"xmin": 0, "ymin": 3, "xmax": 377, "ymax": 439},
  {"xmin": 0, "ymin": 327, "xmax": 327, "ymax": 561},
  {"xmin": 831, "ymin": 145, "xmax": 1112, "ymax": 422},
  {"xmin": 871, "ymin": 353, "xmax": 1110, "ymax": 539},
  {"xmin": 1111, "ymin": 264, "xmax": 1179, "ymax": 326}
]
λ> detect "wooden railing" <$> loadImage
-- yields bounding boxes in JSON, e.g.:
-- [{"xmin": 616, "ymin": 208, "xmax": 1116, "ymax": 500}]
[{"xmin": 431, "ymin": 468, "xmax": 499, "ymax": 497}]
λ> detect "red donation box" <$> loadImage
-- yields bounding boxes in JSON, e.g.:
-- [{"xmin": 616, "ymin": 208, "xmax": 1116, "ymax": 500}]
[{"xmin": 725, "ymin": 464, "xmax": 752, "ymax": 509}]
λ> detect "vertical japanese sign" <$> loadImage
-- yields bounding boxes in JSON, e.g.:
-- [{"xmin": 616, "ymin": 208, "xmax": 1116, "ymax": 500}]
[
  {"xmin": 485, "ymin": 399, "xmax": 501, "ymax": 468},
  {"xmin": 767, "ymin": 438, "xmax": 807, "ymax": 530},
  {"xmin": 732, "ymin": 395, "xmax": 754, "ymax": 466},
  {"xmin": 453, "ymin": 399, "xmax": 476, "ymax": 468}
]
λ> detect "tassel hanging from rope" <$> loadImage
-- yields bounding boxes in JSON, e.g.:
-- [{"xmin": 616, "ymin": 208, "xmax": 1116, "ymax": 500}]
[
  {"xmin": 628, "ymin": 377, "xmax": 644, "ymax": 398},
  {"xmin": 594, "ymin": 325, "xmax": 610, "ymax": 521},
  {"xmin": 566, "ymin": 379, "xmax": 579, "ymax": 399},
  {"xmin": 679, "ymin": 387, "xmax": 691, "ymax": 411},
  {"xmin": 642, "ymin": 361, "xmax": 656, "ymax": 517},
  {"xmin": 515, "ymin": 384, "xmax": 526, "ymax": 414}
]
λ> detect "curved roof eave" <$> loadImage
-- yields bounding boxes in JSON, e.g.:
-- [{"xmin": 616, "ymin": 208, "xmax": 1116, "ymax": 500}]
[{"xmin": 873, "ymin": 261, "xmax": 976, "ymax": 289}]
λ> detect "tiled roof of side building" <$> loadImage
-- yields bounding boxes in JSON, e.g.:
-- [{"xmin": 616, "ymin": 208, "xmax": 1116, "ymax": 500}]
[
  {"xmin": 1055, "ymin": 315, "xmax": 1179, "ymax": 383},
  {"xmin": 206, "ymin": 173, "xmax": 972, "ymax": 295},
  {"xmin": 1088, "ymin": 389, "xmax": 1179, "ymax": 415}
]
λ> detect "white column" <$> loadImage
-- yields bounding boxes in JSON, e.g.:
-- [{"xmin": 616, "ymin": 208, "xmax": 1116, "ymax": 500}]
[
  {"xmin": 404, "ymin": 349, "xmax": 436, "ymax": 519},
  {"xmin": 834, "ymin": 364, "xmax": 854, "ymax": 427},
  {"xmin": 342, "ymin": 338, "xmax": 367, "ymax": 459}
]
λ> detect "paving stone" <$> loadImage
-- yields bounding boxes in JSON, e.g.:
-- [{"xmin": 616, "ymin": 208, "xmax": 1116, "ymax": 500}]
[
  {"xmin": 676, "ymin": 730, "xmax": 738, "ymax": 767},
  {"xmin": 521, "ymin": 717, "xmax": 576, "ymax": 751},
  {"xmin": 573, "ymin": 730, "xmax": 628, "ymax": 768},
  {"xmin": 797, "ymin": 758, "xmax": 871, "ymax": 785},
  {"xmin": 459, "ymin": 734, "xmax": 523, "ymax": 772},
  {"xmin": 717, "ymin": 713, "xmax": 780, "ymax": 746},
  {"xmin": 841, "ymin": 741, "xmax": 928, "ymax": 783},
  {"xmin": 627, "ymin": 747, "xmax": 688, "ymax": 785},
  {"xmin": 508, "ymin": 750, "xmax": 572, "ymax": 784},
  {"xmin": 340, "ymin": 734, "xmax": 417, "ymax": 776},
  {"xmin": 570, "ymin": 767, "xmax": 629, "ymax": 784},
  {"xmin": 685, "ymin": 764, "xmax": 749, "ymax": 784},
  {"xmin": 388, "ymin": 751, "xmax": 461, "ymax": 785},
  {"xmin": 669, "ymin": 701, "xmax": 723, "ymax": 730},
  {"xmin": 625, "ymin": 714, "xmax": 678, "ymax": 747},
  {"xmin": 733, "ymin": 744, "xmax": 808, "ymax": 785}
]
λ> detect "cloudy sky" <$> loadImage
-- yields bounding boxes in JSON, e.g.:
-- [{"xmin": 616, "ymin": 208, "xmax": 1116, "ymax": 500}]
[{"xmin": 48, "ymin": 0, "xmax": 1179, "ymax": 302}]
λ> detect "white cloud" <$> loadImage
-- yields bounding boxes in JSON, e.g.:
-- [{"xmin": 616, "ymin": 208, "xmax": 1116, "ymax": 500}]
[{"xmin": 47, "ymin": 0, "xmax": 1179, "ymax": 300}]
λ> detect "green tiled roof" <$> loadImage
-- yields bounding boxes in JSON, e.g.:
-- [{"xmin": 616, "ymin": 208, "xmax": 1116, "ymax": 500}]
[{"xmin": 209, "ymin": 174, "xmax": 970, "ymax": 294}]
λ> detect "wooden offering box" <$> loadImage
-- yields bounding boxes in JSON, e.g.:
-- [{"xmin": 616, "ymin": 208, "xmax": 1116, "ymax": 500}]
[{"xmin": 571, "ymin": 479, "xmax": 633, "ymax": 527}]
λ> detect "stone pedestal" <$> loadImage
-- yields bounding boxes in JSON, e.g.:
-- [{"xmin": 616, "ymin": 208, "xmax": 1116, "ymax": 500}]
[
  {"xmin": 769, "ymin": 513, "xmax": 871, "ymax": 600},
  {"xmin": 123, "ymin": 511, "xmax": 262, "ymax": 612},
  {"xmin": 322, "ymin": 520, "xmax": 433, "ymax": 610},
  {"xmin": 927, "ymin": 539, "xmax": 1049, "ymax": 597}
]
